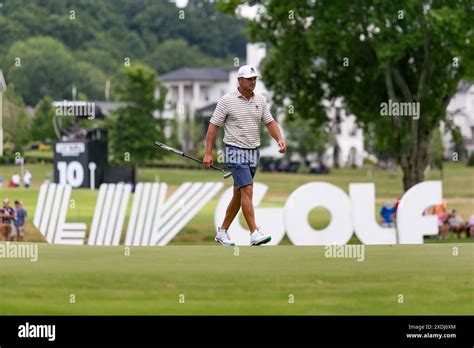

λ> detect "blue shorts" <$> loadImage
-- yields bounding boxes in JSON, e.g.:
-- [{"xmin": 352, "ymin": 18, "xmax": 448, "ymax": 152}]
[{"xmin": 224, "ymin": 144, "xmax": 260, "ymax": 189}]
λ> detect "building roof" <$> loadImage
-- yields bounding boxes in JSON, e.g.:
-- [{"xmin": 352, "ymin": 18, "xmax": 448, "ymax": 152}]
[{"xmin": 160, "ymin": 67, "xmax": 231, "ymax": 82}]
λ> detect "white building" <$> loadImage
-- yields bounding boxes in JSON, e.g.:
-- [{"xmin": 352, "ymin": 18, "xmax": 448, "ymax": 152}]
[
  {"xmin": 159, "ymin": 43, "xmax": 365, "ymax": 167},
  {"xmin": 159, "ymin": 67, "xmax": 231, "ymax": 151},
  {"xmin": 321, "ymin": 99, "xmax": 365, "ymax": 167},
  {"xmin": 442, "ymin": 81, "xmax": 474, "ymax": 158}
]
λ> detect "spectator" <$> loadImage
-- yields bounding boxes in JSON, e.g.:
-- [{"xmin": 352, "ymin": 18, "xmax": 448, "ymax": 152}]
[
  {"xmin": 447, "ymin": 209, "xmax": 464, "ymax": 238},
  {"xmin": 431, "ymin": 201, "xmax": 447, "ymax": 219},
  {"xmin": 466, "ymin": 215, "xmax": 474, "ymax": 239},
  {"xmin": 12, "ymin": 173, "xmax": 20, "ymax": 187},
  {"xmin": 23, "ymin": 170, "xmax": 32, "ymax": 188},
  {"xmin": 380, "ymin": 203, "xmax": 396, "ymax": 227},
  {"xmin": 0, "ymin": 175, "xmax": 3, "ymax": 189},
  {"xmin": 438, "ymin": 220, "xmax": 450, "ymax": 240},
  {"xmin": 0, "ymin": 198, "xmax": 15, "ymax": 241},
  {"xmin": 431, "ymin": 201, "xmax": 449, "ymax": 239},
  {"xmin": 394, "ymin": 196, "xmax": 401, "ymax": 211},
  {"xmin": 309, "ymin": 162, "xmax": 330, "ymax": 174},
  {"xmin": 11, "ymin": 200, "xmax": 27, "ymax": 242}
]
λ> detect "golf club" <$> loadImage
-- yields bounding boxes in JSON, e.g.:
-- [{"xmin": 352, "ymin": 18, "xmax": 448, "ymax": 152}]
[{"xmin": 154, "ymin": 141, "xmax": 232, "ymax": 179}]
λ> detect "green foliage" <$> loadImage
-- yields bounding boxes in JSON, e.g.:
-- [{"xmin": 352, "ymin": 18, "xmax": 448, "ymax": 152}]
[
  {"xmin": 363, "ymin": 123, "xmax": 397, "ymax": 161},
  {"xmin": 4, "ymin": 36, "xmax": 93, "ymax": 105},
  {"xmin": 0, "ymin": 16, "xmax": 29, "ymax": 58},
  {"xmin": 467, "ymin": 153, "xmax": 474, "ymax": 167},
  {"xmin": 428, "ymin": 126, "xmax": 444, "ymax": 171},
  {"xmin": 165, "ymin": 117, "xmax": 181, "ymax": 150},
  {"xmin": 284, "ymin": 117, "xmax": 336, "ymax": 162},
  {"xmin": 0, "ymin": 0, "xmax": 248, "ymax": 105},
  {"xmin": 74, "ymin": 62, "xmax": 108, "ymax": 100},
  {"xmin": 145, "ymin": 39, "xmax": 225, "ymax": 74},
  {"xmin": 109, "ymin": 64, "xmax": 167, "ymax": 165},
  {"xmin": 2, "ymin": 85, "xmax": 30, "ymax": 152},
  {"xmin": 30, "ymin": 97, "xmax": 57, "ymax": 142}
]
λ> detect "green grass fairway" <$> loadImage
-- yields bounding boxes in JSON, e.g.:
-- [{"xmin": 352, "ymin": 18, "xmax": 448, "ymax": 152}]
[{"xmin": 1, "ymin": 243, "xmax": 472, "ymax": 315}]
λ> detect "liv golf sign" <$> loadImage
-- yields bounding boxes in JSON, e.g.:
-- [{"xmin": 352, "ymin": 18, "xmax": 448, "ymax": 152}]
[{"xmin": 33, "ymin": 181, "xmax": 442, "ymax": 246}]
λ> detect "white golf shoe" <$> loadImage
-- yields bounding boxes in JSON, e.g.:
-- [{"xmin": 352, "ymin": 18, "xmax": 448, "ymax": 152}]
[
  {"xmin": 215, "ymin": 227, "xmax": 235, "ymax": 246},
  {"xmin": 250, "ymin": 228, "xmax": 272, "ymax": 246}
]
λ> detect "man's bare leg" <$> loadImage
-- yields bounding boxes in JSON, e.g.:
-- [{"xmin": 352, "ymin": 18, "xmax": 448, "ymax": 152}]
[
  {"xmin": 240, "ymin": 184, "xmax": 257, "ymax": 232},
  {"xmin": 221, "ymin": 187, "xmax": 241, "ymax": 230}
]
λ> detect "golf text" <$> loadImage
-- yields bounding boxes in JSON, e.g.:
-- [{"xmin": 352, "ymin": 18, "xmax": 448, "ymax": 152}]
[
  {"xmin": 324, "ymin": 244, "xmax": 365, "ymax": 262},
  {"xmin": 0, "ymin": 242, "xmax": 38, "ymax": 262},
  {"xmin": 18, "ymin": 322, "xmax": 56, "ymax": 341},
  {"xmin": 380, "ymin": 99, "xmax": 420, "ymax": 119},
  {"xmin": 33, "ymin": 180, "xmax": 442, "ymax": 246},
  {"xmin": 53, "ymin": 100, "xmax": 95, "ymax": 120}
]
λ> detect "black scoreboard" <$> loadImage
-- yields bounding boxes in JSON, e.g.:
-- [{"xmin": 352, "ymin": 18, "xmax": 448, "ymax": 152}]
[{"xmin": 53, "ymin": 140, "xmax": 108, "ymax": 188}]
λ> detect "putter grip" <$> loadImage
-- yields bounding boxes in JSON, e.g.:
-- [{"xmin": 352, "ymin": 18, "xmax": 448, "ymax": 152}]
[
  {"xmin": 156, "ymin": 141, "xmax": 184, "ymax": 156},
  {"xmin": 164, "ymin": 146, "xmax": 183, "ymax": 155}
]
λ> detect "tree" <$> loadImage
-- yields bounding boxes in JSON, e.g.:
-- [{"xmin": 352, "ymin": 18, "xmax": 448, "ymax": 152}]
[
  {"xmin": 428, "ymin": 126, "xmax": 444, "ymax": 176},
  {"xmin": 30, "ymin": 96, "xmax": 57, "ymax": 142},
  {"xmin": 0, "ymin": 0, "xmax": 249, "ymax": 107},
  {"xmin": 144, "ymin": 39, "xmax": 225, "ymax": 74},
  {"xmin": 0, "ymin": 16, "xmax": 29, "ymax": 57},
  {"xmin": 363, "ymin": 123, "xmax": 397, "ymax": 163},
  {"xmin": 109, "ymin": 64, "xmax": 167, "ymax": 166},
  {"xmin": 130, "ymin": 0, "xmax": 247, "ymax": 59},
  {"xmin": 75, "ymin": 61, "xmax": 107, "ymax": 100},
  {"xmin": 4, "ymin": 37, "xmax": 78, "ymax": 105},
  {"xmin": 220, "ymin": 0, "xmax": 473, "ymax": 191},
  {"xmin": 2, "ymin": 85, "xmax": 30, "ymax": 152},
  {"xmin": 284, "ymin": 117, "xmax": 336, "ymax": 165}
]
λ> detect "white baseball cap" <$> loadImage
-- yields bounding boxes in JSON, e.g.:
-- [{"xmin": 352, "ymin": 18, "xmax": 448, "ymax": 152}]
[
  {"xmin": 3, "ymin": 198, "xmax": 9, "ymax": 204},
  {"xmin": 237, "ymin": 65, "xmax": 259, "ymax": 78}
]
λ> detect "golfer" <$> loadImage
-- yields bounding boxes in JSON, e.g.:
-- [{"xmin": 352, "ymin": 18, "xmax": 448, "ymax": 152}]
[{"xmin": 203, "ymin": 65, "xmax": 286, "ymax": 246}]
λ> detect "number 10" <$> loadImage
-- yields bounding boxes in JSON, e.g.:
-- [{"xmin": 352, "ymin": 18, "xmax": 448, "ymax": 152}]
[{"xmin": 57, "ymin": 161, "xmax": 84, "ymax": 188}]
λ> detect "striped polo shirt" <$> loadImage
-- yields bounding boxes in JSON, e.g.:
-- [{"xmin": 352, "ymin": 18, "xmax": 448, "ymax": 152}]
[{"xmin": 210, "ymin": 90, "xmax": 274, "ymax": 149}]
